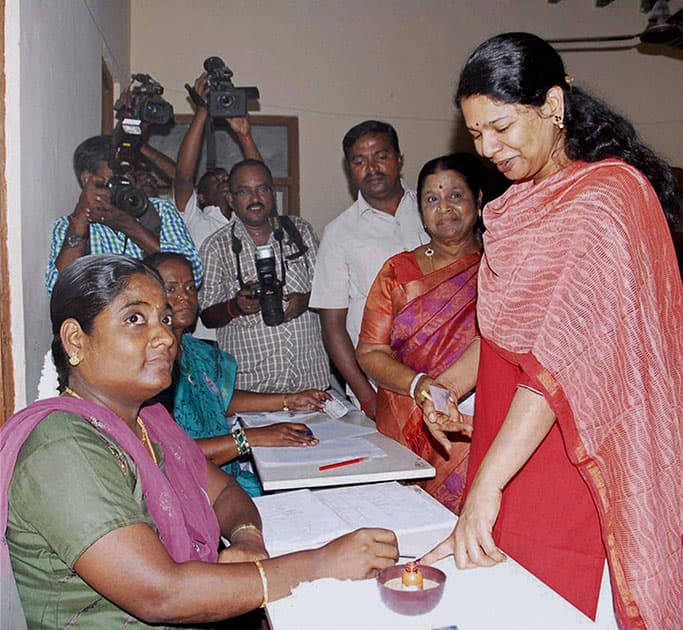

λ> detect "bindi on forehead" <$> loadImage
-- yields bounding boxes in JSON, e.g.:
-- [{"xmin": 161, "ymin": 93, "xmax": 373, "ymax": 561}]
[{"xmin": 438, "ymin": 184, "xmax": 443, "ymax": 189}]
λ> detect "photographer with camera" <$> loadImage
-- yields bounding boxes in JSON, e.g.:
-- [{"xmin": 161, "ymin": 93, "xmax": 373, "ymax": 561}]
[
  {"xmin": 198, "ymin": 159, "xmax": 329, "ymax": 394},
  {"xmin": 45, "ymin": 134, "xmax": 202, "ymax": 294},
  {"xmin": 175, "ymin": 71, "xmax": 263, "ymax": 249}
]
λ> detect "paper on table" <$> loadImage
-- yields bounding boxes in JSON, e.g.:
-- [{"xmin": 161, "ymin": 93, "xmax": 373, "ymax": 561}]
[
  {"xmin": 254, "ymin": 482, "xmax": 455, "ymax": 557},
  {"xmin": 240, "ymin": 415, "xmax": 376, "ymax": 441},
  {"xmin": 238, "ymin": 410, "xmax": 319, "ymax": 426},
  {"xmin": 315, "ymin": 482, "xmax": 456, "ymax": 556},
  {"xmin": 253, "ymin": 436, "xmax": 386, "ymax": 467},
  {"xmin": 301, "ymin": 418, "xmax": 376, "ymax": 441},
  {"xmin": 254, "ymin": 490, "xmax": 352, "ymax": 555}
]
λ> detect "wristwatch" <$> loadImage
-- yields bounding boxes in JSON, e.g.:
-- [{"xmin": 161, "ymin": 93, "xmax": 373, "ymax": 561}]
[{"xmin": 64, "ymin": 233, "xmax": 86, "ymax": 248}]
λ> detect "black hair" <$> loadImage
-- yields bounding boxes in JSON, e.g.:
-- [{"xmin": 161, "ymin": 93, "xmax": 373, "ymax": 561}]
[
  {"xmin": 455, "ymin": 32, "xmax": 678, "ymax": 223},
  {"xmin": 143, "ymin": 252, "xmax": 193, "ymax": 274},
  {"xmin": 417, "ymin": 153, "xmax": 486, "ymax": 238},
  {"xmin": 228, "ymin": 159, "xmax": 273, "ymax": 191},
  {"xmin": 50, "ymin": 255, "xmax": 163, "ymax": 392},
  {"xmin": 196, "ymin": 167, "xmax": 228, "ymax": 208},
  {"xmin": 417, "ymin": 153, "xmax": 485, "ymax": 214},
  {"xmin": 73, "ymin": 135, "xmax": 114, "ymax": 183},
  {"xmin": 342, "ymin": 120, "xmax": 401, "ymax": 161}
]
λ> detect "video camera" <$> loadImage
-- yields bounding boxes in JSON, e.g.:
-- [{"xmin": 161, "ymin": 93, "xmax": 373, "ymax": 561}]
[
  {"xmin": 108, "ymin": 74, "xmax": 173, "ymax": 218},
  {"xmin": 202, "ymin": 56, "xmax": 260, "ymax": 118}
]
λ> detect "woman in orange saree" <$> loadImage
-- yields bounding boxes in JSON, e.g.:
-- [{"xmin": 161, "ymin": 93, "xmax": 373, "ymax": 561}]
[
  {"xmin": 357, "ymin": 153, "xmax": 484, "ymax": 513},
  {"xmin": 422, "ymin": 33, "xmax": 681, "ymax": 630}
]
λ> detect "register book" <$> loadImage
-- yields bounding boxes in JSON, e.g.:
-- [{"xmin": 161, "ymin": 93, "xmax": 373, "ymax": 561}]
[{"xmin": 253, "ymin": 481, "xmax": 456, "ymax": 557}]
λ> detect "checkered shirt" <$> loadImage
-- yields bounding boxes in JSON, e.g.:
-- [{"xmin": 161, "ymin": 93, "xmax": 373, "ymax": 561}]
[
  {"xmin": 46, "ymin": 198, "xmax": 203, "ymax": 294},
  {"xmin": 199, "ymin": 216, "xmax": 329, "ymax": 393}
]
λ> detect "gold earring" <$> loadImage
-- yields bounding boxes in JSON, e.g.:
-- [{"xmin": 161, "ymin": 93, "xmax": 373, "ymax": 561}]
[
  {"xmin": 554, "ymin": 114, "xmax": 564, "ymax": 130},
  {"xmin": 68, "ymin": 354, "xmax": 81, "ymax": 367}
]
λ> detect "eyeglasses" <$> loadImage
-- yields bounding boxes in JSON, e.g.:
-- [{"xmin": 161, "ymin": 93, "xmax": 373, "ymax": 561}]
[{"xmin": 231, "ymin": 184, "xmax": 273, "ymax": 199}]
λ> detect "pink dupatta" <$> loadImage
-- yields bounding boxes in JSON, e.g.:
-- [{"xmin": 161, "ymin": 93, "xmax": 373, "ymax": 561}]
[
  {"xmin": 478, "ymin": 159, "xmax": 682, "ymax": 629},
  {"xmin": 1, "ymin": 396, "xmax": 221, "ymax": 627}
]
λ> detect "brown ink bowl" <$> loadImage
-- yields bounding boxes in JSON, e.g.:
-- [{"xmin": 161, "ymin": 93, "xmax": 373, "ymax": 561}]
[{"xmin": 376, "ymin": 563, "xmax": 446, "ymax": 616}]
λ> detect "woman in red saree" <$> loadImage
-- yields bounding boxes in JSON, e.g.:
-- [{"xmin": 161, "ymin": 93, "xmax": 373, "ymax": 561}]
[
  {"xmin": 422, "ymin": 34, "xmax": 681, "ymax": 630},
  {"xmin": 357, "ymin": 153, "xmax": 484, "ymax": 513}
]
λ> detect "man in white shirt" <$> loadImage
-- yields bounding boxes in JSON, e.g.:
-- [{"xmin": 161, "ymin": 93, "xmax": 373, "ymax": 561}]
[{"xmin": 309, "ymin": 121, "xmax": 427, "ymax": 417}]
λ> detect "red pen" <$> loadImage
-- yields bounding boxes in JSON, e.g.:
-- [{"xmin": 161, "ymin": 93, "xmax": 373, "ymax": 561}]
[{"xmin": 318, "ymin": 456, "xmax": 367, "ymax": 471}]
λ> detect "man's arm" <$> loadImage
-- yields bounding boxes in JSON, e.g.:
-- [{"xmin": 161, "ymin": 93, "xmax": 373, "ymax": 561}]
[
  {"xmin": 175, "ymin": 73, "xmax": 210, "ymax": 213},
  {"xmin": 175, "ymin": 73, "xmax": 263, "ymax": 213},
  {"xmin": 319, "ymin": 308, "xmax": 377, "ymax": 418},
  {"xmin": 140, "ymin": 141, "xmax": 177, "ymax": 182}
]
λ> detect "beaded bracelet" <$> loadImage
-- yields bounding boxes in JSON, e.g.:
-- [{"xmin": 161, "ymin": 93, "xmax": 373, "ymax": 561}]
[
  {"xmin": 282, "ymin": 394, "xmax": 290, "ymax": 411},
  {"xmin": 255, "ymin": 560, "xmax": 269, "ymax": 608},
  {"xmin": 232, "ymin": 428, "xmax": 251, "ymax": 456}
]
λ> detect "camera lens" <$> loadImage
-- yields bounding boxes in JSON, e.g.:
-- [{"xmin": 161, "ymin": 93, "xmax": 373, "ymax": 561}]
[{"xmin": 217, "ymin": 94, "xmax": 236, "ymax": 108}]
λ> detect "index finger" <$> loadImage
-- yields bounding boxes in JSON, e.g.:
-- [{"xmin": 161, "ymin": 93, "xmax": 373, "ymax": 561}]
[{"xmin": 420, "ymin": 533, "xmax": 456, "ymax": 565}]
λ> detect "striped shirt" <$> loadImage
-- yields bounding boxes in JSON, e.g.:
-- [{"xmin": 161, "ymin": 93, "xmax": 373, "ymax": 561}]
[
  {"xmin": 46, "ymin": 198, "xmax": 203, "ymax": 294},
  {"xmin": 199, "ymin": 217, "xmax": 329, "ymax": 393}
]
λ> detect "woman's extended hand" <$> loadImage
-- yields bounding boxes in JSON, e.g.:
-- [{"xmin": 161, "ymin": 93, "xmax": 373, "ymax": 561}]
[
  {"xmin": 422, "ymin": 394, "xmax": 474, "ymax": 455},
  {"xmin": 288, "ymin": 389, "xmax": 331, "ymax": 411},
  {"xmin": 317, "ymin": 528, "xmax": 398, "ymax": 580},
  {"xmin": 246, "ymin": 423, "xmax": 319, "ymax": 448},
  {"xmin": 420, "ymin": 482, "xmax": 505, "ymax": 569}
]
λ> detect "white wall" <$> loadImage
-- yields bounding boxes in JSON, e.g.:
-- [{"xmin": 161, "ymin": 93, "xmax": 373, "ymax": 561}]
[
  {"xmin": 5, "ymin": 0, "xmax": 130, "ymax": 406},
  {"xmin": 131, "ymin": 0, "xmax": 683, "ymax": 234}
]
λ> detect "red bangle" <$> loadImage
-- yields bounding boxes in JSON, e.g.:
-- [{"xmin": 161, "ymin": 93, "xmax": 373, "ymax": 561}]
[{"xmin": 360, "ymin": 395, "xmax": 377, "ymax": 411}]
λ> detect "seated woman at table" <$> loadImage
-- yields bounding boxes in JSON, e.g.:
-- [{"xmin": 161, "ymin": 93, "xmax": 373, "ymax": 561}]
[
  {"xmin": 1, "ymin": 254, "xmax": 397, "ymax": 628},
  {"xmin": 356, "ymin": 153, "xmax": 484, "ymax": 514},
  {"xmin": 145, "ymin": 252, "xmax": 331, "ymax": 497}
]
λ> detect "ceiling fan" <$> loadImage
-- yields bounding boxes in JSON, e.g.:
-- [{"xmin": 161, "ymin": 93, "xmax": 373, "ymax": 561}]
[{"xmin": 548, "ymin": 0, "xmax": 683, "ymax": 50}]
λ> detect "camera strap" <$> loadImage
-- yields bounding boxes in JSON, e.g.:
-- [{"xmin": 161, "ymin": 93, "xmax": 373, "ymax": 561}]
[
  {"xmin": 205, "ymin": 117, "xmax": 218, "ymax": 171},
  {"xmin": 230, "ymin": 222, "xmax": 288, "ymax": 289},
  {"xmin": 230, "ymin": 223, "xmax": 246, "ymax": 289}
]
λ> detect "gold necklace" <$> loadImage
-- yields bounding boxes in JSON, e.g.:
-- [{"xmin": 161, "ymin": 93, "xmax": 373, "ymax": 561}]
[
  {"xmin": 63, "ymin": 387, "xmax": 158, "ymax": 466},
  {"xmin": 136, "ymin": 417, "xmax": 159, "ymax": 466}
]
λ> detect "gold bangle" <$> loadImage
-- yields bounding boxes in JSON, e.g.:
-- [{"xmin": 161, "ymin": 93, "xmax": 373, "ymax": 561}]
[
  {"xmin": 282, "ymin": 393, "xmax": 290, "ymax": 411},
  {"xmin": 255, "ymin": 559, "xmax": 269, "ymax": 608},
  {"xmin": 229, "ymin": 522, "xmax": 263, "ymax": 540}
]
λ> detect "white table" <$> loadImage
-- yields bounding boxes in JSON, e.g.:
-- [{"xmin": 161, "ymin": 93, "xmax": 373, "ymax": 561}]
[
  {"xmin": 266, "ymin": 531, "xmax": 617, "ymax": 630},
  {"xmin": 244, "ymin": 410, "xmax": 436, "ymax": 492}
]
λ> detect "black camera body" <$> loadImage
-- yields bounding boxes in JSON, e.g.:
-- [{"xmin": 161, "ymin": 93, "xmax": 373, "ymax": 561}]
[
  {"xmin": 203, "ymin": 56, "xmax": 260, "ymax": 118},
  {"xmin": 108, "ymin": 74, "xmax": 173, "ymax": 218},
  {"xmin": 118, "ymin": 73, "xmax": 173, "ymax": 126},
  {"xmin": 254, "ymin": 245, "xmax": 284, "ymax": 327},
  {"xmin": 105, "ymin": 175, "xmax": 149, "ymax": 218}
]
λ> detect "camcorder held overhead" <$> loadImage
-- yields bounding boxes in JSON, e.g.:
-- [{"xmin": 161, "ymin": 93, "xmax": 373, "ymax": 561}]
[
  {"xmin": 186, "ymin": 57, "xmax": 260, "ymax": 118},
  {"xmin": 108, "ymin": 74, "xmax": 173, "ymax": 219}
]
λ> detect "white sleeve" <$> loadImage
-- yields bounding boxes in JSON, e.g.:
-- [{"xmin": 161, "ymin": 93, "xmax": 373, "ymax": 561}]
[{"xmin": 309, "ymin": 223, "xmax": 350, "ymax": 309}]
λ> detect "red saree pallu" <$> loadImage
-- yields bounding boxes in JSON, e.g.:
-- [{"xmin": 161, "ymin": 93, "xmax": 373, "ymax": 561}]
[
  {"xmin": 360, "ymin": 250, "xmax": 480, "ymax": 513},
  {"xmin": 475, "ymin": 159, "xmax": 682, "ymax": 629}
]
